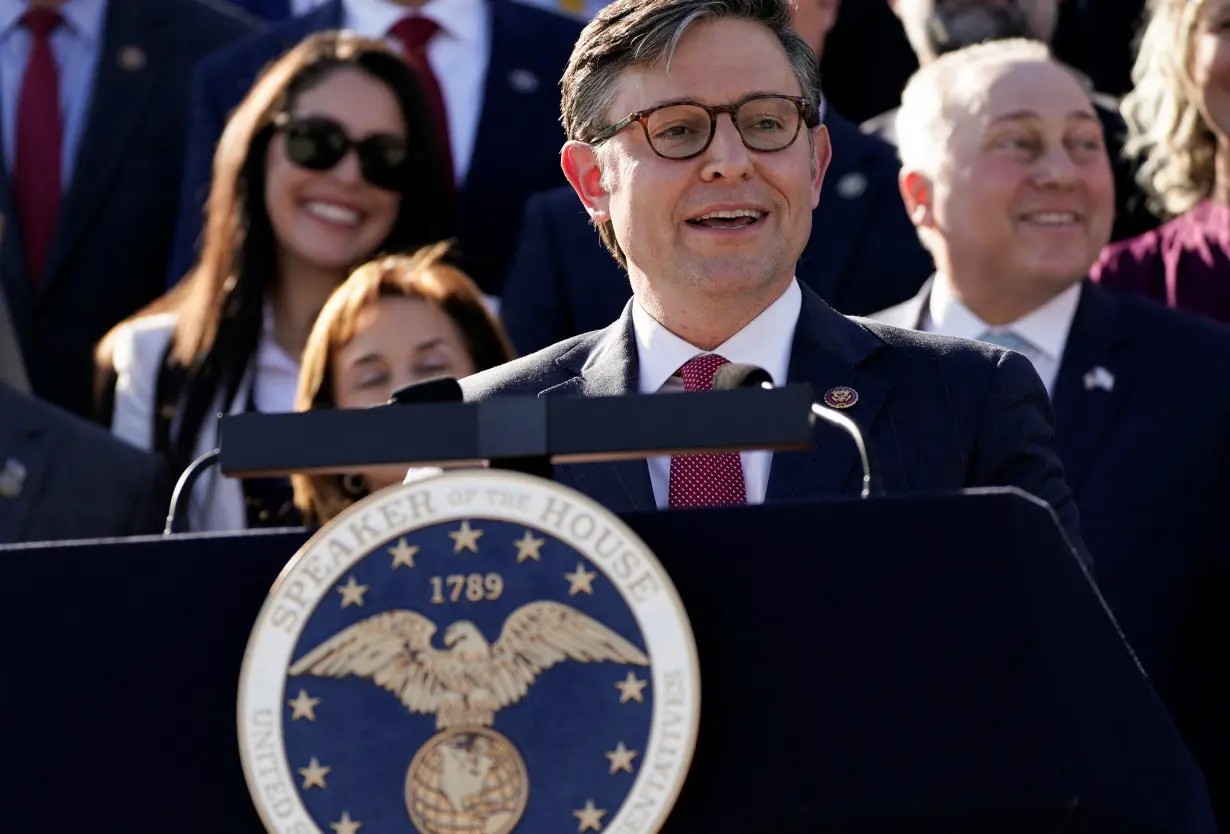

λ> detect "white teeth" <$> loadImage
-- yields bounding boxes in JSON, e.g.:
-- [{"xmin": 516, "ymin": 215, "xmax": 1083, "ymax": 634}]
[
  {"xmin": 1026, "ymin": 212, "xmax": 1078, "ymax": 224},
  {"xmin": 305, "ymin": 201, "xmax": 360, "ymax": 225},
  {"xmin": 695, "ymin": 208, "xmax": 764, "ymax": 220}
]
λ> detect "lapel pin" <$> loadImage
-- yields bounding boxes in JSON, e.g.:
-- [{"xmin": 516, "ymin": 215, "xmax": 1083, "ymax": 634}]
[
  {"xmin": 0, "ymin": 457, "xmax": 27, "ymax": 499},
  {"xmin": 836, "ymin": 172, "xmax": 868, "ymax": 199},
  {"xmin": 1083, "ymin": 366, "xmax": 1115, "ymax": 392},
  {"xmin": 823, "ymin": 386, "xmax": 859, "ymax": 409},
  {"xmin": 508, "ymin": 68, "xmax": 539, "ymax": 95},
  {"xmin": 118, "ymin": 45, "xmax": 146, "ymax": 72}
]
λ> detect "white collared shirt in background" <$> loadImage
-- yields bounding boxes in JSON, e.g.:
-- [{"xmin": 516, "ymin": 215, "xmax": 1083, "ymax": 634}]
[
  {"xmin": 344, "ymin": 0, "xmax": 489, "ymax": 185},
  {"xmin": 919, "ymin": 274, "xmax": 1082, "ymax": 397},
  {"xmin": 632, "ymin": 279, "xmax": 802, "ymax": 508}
]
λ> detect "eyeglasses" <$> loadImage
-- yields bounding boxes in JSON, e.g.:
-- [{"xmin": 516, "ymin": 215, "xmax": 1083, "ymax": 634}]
[
  {"xmin": 589, "ymin": 93, "xmax": 817, "ymax": 160},
  {"xmin": 273, "ymin": 113, "xmax": 409, "ymax": 191}
]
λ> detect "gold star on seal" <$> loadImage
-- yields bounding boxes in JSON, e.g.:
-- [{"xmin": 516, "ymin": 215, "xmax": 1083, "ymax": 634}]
[
  {"xmin": 287, "ymin": 689, "xmax": 320, "ymax": 721},
  {"xmin": 605, "ymin": 741, "xmax": 638, "ymax": 774},
  {"xmin": 573, "ymin": 799, "xmax": 606, "ymax": 832},
  {"xmin": 330, "ymin": 811, "xmax": 362, "ymax": 834},
  {"xmin": 564, "ymin": 562, "xmax": 596, "ymax": 596},
  {"xmin": 298, "ymin": 756, "xmax": 331, "ymax": 790},
  {"xmin": 513, "ymin": 530, "xmax": 545, "ymax": 563},
  {"xmin": 449, "ymin": 520, "xmax": 483, "ymax": 553},
  {"xmin": 388, "ymin": 537, "xmax": 418, "ymax": 569},
  {"xmin": 336, "ymin": 576, "xmax": 368, "ymax": 608},
  {"xmin": 615, "ymin": 671, "xmax": 647, "ymax": 704}
]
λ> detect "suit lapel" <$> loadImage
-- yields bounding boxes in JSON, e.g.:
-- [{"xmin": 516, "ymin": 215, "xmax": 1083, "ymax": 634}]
[
  {"xmin": 540, "ymin": 304, "xmax": 656, "ymax": 513},
  {"xmin": 41, "ymin": 0, "xmax": 163, "ymax": 293},
  {"xmin": 460, "ymin": 0, "xmax": 557, "ymax": 207},
  {"xmin": 0, "ymin": 146, "xmax": 31, "ymax": 336},
  {"xmin": 766, "ymin": 287, "xmax": 891, "ymax": 501},
  {"xmin": 1050, "ymin": 282, "xmax": 1131, "ymax": 490},
  {"xmin": 0, "ymin": 390, "xmax": 49, "ymax": 541}
]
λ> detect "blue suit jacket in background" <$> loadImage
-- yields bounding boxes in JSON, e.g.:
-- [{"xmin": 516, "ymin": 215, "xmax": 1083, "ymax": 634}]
[
  {"xmin": 166, "ymin": 0, "xmax": 582, "ymax": 297},
  {"xmin": 0, "ymin": 0, "xmax": 258, "ymax": 420},
  {"xmin": 872, "ymin": 279, "xmax": 1230, "ymax": 828},
  {"xmin": 498, "ymin": 109, "xmax": 935, "ymax": 356}
]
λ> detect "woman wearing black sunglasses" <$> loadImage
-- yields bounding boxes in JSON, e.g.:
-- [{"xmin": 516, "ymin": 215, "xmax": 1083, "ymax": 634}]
[{"xmin": 95, "ymin": 31, "xmax": 454, "ymax": 533}]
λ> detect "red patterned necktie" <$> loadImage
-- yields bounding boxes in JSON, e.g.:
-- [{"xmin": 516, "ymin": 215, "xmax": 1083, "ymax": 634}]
[
  {"xmin": 388, "ymin": 16, "xmax": 455, "ymax": 185},
  {"xmin": 668, "ymin": 354, "xmax": 749, "ymax": 508},
  {"xmin": 13, "ymin": 8, "xmax": 63, "ymax": 286}
]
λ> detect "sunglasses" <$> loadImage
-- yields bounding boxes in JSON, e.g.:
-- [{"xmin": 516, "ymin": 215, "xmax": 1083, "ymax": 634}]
[{"xmin": 273, "ymin": 113, "xmax": 409, "ymax": 191}]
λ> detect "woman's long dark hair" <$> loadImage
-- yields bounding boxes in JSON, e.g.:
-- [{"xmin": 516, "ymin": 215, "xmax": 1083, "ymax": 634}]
[{"xmin": 99, "ymin": 31, "xmax": 453, "ymax": 473}]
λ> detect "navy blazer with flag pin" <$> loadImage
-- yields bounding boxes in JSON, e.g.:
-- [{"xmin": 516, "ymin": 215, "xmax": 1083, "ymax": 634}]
[
  {"xmin": 870, "ymin": 277, "xmax": 1230, "ymax": 827},
  {"xmin": 165, "ymin": 0, "xmax": 583, "ymax": 298},
  {"xmin": 498, "ymin": 108, "xmax": 935, "ymax": 355},
  {"xmin": 459, "ymin": 280, "xmax": 1090, "ymax": 569}
]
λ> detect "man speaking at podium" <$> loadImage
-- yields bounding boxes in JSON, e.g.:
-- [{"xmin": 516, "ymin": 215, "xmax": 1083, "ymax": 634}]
[{"xmin": 458, "ymin": 0, "xmax": 1089, "ymax": 561}]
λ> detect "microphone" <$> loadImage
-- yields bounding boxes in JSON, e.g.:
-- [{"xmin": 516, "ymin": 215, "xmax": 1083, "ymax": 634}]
[
  {"xmin": 388, "ymin": 376, "xmax": 463, "ymax": 405},
  {"xmin": 713, "ymin": 363, "xmax": 875, "ymax": 499}
]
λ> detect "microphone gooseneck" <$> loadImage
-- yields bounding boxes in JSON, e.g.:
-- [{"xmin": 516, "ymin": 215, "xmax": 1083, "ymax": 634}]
[{"xmin": 713, "ymin": 362, "xmax": 874, "ymax": 499}]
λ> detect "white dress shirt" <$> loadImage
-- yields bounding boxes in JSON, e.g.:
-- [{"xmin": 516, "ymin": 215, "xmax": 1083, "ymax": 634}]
[
  {"xmin": 633, "ymin": 279, "xmax": 802, "ymax": 508},
  {"xmin": 344, "ymin": 0, "xmax": 489, "ymax": 185},
  {"xmin": 110, "ymin": 302, "xmax": 300, "ymax": 532},
  {"xmin": 919, "ymin": 274, "xmax": 1082, "ymax": 397}
]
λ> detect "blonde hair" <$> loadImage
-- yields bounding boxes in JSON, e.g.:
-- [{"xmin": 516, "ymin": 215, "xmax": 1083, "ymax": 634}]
[
  {"xmin": 1121, "ymin": 0, "xmax": 1216, "ymax": 217},
  {"xmin": 291, "ymin": 244, "xmax": 515, "ymax": 524},
  {"xmin": 896, "ymin": 38, "xmax": 1054, "ymax": 176}
]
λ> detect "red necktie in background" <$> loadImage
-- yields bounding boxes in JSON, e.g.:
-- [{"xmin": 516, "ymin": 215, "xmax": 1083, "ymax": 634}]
[
  {"xmin": 668, "ymin": 354, "xmax": 749, "ymax": 508},
  {"xmin": 13, "ymin": 8, "xmax": 63, "ymax": 287},
  {"xmin": 389, "ymin": 16, "xmax": 455, "ymax": 186}
]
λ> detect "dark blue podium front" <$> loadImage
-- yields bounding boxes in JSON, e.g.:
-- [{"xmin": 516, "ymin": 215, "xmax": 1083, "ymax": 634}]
[{"xmin": 0, "ymin": 489, "xmax": 1214, "ymax": 832}]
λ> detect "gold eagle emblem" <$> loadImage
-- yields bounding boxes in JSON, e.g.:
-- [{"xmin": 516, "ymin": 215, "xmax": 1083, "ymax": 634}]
[{"xmin": 289, "ymin": 601, "xmax": 650, "ymax": 730}]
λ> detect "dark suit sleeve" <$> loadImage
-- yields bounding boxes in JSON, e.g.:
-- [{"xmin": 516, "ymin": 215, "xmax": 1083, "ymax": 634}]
[
  {"xmin": 499, "ymin": 194, "xmax": 575, "ymax": 356},
  {"xmin": 166, "ymin": 57, "xmax": 228, "ymax": 287},
  {"xmin": 968, "ymin": 351, "xmax": 1092, "ymax": 567}
]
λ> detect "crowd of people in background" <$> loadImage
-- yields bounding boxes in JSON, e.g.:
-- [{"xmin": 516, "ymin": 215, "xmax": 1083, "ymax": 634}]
[{"xmin": 0, "ymin": 0, "xmax": 1227, "ymax": 825}]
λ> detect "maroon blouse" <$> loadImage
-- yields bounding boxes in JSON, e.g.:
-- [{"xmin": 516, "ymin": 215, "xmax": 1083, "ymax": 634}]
[{"xmin": 1091, "ymin": 200, "xmax": 1230, "ymax": 325}]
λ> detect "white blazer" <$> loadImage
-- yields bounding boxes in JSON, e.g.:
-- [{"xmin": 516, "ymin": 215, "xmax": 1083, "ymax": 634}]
[{"xmin": 109, "ymin": 312, "xmax": 299, "ymax": 532}]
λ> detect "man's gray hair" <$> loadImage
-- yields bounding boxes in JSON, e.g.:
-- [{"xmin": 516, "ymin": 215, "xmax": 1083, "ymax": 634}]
[
  {"xmin": 895, "ymin": 38, "xmax": 1056, "ymax": 176},
  {"xmin": 560, "ymin": 0, "xmax": 820, "ymax": 266}
]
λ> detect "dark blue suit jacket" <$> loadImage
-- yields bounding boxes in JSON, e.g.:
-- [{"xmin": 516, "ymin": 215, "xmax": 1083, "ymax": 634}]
[
  {"xmin": 167, "ymin": 0, "xmax": 582, "ymax": 296},
  {"xmin": 461, "ymin": 281, "xmax": 1090, "ymax": 568},
  {"xmin": 872, "ymin": 279, "xmax": 1230, "ymax": 825},
  {"xmin": 499, "ymin": 110, "xmax": 935, "ymax": 355},
  {"xmin": 0, "ymin": 383, "xmax": 169, "ymax": 543},
  {"xmin": 0, "ymin": 0, "xmax": 257, "ymax": 420}
]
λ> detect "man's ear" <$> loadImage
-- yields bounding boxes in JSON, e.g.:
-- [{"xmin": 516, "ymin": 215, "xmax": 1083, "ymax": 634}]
[
  {"xmin": 561, "ymin": 141, "xmax": 612, "ymax": 222},
  {"xmin": 810, "ymin": 125, "xmax": 832, "ymax": 210},
  {"xmin": 899, "ymin": 168, "xmax": 935, "ymax": 229}
]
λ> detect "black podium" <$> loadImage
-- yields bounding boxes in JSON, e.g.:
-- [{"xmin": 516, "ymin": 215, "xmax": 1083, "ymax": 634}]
[{"xmin": 0, "ymin": 489, "xmax": 1215, "ymax": 833}]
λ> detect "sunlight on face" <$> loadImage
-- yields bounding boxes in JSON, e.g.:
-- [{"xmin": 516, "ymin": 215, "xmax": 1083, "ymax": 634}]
[
  {"xmin": 931, "ymin": 59, "xmax": 1114, "ymax": 293},
  {"xmin": 596, "ymin": 17, "xmax": 828, "ymax": 308},
  {"xmin": 1192, "ymin": 0, "xmax": 1230, "ymax": 138},
  {"xmin": 331, "ymin": 296, "xmax": 476, "ymax": 489}
]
